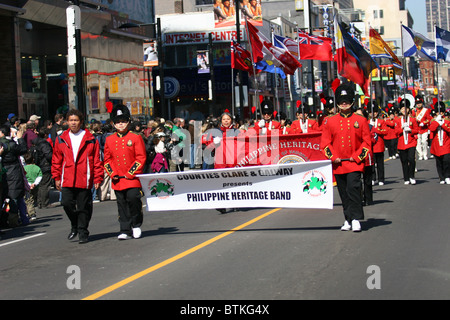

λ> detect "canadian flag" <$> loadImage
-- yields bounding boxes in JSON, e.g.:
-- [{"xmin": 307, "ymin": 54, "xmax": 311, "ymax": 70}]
[{"xmin": 246, "ymin": 20, "xmax": 302, "ymax": 75}]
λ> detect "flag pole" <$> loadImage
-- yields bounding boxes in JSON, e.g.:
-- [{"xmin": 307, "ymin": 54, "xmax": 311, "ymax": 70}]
[
  {"xmin": 434, "ymin": 24, "xmax": 440, "ymax": 108},
  {"xmin": 231, "ymin": 66, "xmax": 235, "ymax": 119},
  {"xmin": 271, "ymin": 24, "xmax": 281, "ymax": 120},
  {"xmin": 400, "ymin": 22, "xmax": 408, "ymax": 98},
  {"xmin": 244, "ymin": 18, "xmax": 262, "ymax": 119},
  {"xmin": 332, "ymin": 5, "xmax": 338, "ymax": 113},
  {"xmin": 296, "ymin": 27, "xmax": 304, "ymax": 119}
]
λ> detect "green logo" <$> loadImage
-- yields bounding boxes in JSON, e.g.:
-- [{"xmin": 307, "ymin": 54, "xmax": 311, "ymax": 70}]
[
  {"xmin": 302, "ymin": 171, "xmax": 327, "ymax": 196},
  {"xmin": 149, "ymin": 179, "xmax": 174, "ymax": 198}
]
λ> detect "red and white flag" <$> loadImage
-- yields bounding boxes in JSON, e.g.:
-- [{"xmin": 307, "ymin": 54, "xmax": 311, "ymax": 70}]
[{"xmin": 246, "ymin": 20, "xmax": 302, "ymax": 75}]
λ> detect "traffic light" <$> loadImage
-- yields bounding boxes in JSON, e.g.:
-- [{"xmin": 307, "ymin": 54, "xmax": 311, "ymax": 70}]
[{"xmin": 388, "ymin": 68, "xmax": 394, "ymax": 81}]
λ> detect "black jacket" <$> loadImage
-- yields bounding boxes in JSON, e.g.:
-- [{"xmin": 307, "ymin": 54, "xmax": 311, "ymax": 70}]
[
  {"xmin": 0, "ymin": 137, "xmax": 28, "ymax": 199},
  {"xmin": 30, "ymin": 137, "xmax": 53, "ymax": 174}
]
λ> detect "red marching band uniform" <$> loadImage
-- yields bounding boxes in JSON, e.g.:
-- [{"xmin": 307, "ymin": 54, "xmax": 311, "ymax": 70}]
[
  {"xmin": 429, "ymin": 102, "xmax": 450, "ymax": 184},
  {"xmin": 321, "ymin": 112, "xmax": 371, "ymax": 175},
  {"xmin": 103, "ymin": 131, "xmax": 147, "ymax": 190}
]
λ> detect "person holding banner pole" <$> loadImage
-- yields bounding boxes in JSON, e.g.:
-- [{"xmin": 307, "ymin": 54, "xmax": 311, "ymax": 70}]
[
  {"xmin": 103, "ymin": 105, "xmax": 147, "ymax": 240},
  {"xmin": 321, "ymin": 83, "xmax": 371, "ymax": 232}
]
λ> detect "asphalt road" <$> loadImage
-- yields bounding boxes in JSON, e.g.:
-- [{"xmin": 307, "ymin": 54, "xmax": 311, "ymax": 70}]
[{"xmin": 1, "ymin": 155, "xmax": 449, "ymax": 306}]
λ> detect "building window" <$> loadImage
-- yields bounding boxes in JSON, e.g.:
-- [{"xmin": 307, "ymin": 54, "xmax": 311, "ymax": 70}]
[{"xmin": 195, "ymin": 0, "xmax": 214, "ymax": 4}]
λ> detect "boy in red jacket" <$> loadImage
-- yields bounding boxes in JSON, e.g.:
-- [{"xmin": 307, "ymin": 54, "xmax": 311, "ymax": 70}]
[
  {"xmin": 395, "ymin": 99, "xmax": 419, "ymax": 185},
  {"xmin": 429, "ymin": 102, "xmax": 450, "ymax": 184},
  {"xmin": 103, "ymin": 105, "xmax": 147, "ymax": 240},
  {"xmin": 321, "ymin": 83, "xmax": 371, "ymax": 232},
  {"xmin": 52, "ymin": 109, "xmax": 104, "ymax": 244}
]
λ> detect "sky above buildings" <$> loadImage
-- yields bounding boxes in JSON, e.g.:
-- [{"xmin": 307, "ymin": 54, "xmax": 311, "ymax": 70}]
[{"xmin": 406, "ymin": 0, "xmax": 427, "ymax": 34}]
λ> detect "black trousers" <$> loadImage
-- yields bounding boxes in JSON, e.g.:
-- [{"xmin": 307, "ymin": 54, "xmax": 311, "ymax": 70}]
[
  {"xmin": 398, "ymin": 147, "xmax": 416, "ymax": 181},
  {"xmin": 435, "ymin": 153, "xmax": 450, "ymax": 181},
  {"xmin": 115, "ymin": 187, "xmax": 143, "ymax": 234},
  {"xmin": 37, "ymin": 172, "xmax": 52, "ymax": 208},
  {"xmin": 384, "ymin": 138, "xmax": 398, "ymax": 157},
  {"xmin": 373, "ymin": 152, "xmax": 385, "ymax": 183},
  {"xmin": 61, "ymin": 187, "xmax": 93, "ymax": 238},
  {"xmin": 335, "ymin": 172, "xmax": 364, "ymax": 222},
  {"xmin": 363, "ymin": 165, "xmax": 373, "ymax": 205}
]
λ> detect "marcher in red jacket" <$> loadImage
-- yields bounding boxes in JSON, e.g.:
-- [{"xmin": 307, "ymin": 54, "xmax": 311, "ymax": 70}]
[
  {"xmin": 369, "ymin": 103, "xmax": 387, "ymax": 185},
  {"xmin": 321, "ymin": 83, "xmax": 371, "ymax": 232},
  {"xmin": 290, "ymin": 108, "xmax": 320, "ymax": 133},
  {"xmin": 411, "ymin": 95, "xmax": 432, "ymax": 160},
  {"xmin": 384, "ymin": 108, "xmax": 399, "ymax": 159},
  {"xmin": 395, "ymin": 99, "xmax": 419, "ymax": 185},
  {"xmin": 251, "ymin": 100, "xmax": 281, "ymax": 135},
  {"xmin": 104, "ymin": 104, "xmax": 147, "ymax": 240},
  {"xmin": 429, "ymin": 102, "xmax": 450, "ymax": 184},
  {"xmin": 52, "ymin": 109, "xmax": 104, "ymax": 244}
]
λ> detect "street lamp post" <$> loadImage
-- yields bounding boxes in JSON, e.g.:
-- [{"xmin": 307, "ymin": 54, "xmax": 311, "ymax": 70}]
[{"xmin": 70, "ymin": 0, "xmax": 86, "ymax": 112}]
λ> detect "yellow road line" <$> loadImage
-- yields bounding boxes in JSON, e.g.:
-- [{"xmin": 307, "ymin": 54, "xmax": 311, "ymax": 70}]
[{"xmin": 82, "ymin": 208, "xmax": 281, "ymax": 300}]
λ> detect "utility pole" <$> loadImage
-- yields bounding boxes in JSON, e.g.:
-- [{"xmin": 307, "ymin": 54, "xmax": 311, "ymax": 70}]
[
  {"xmin": 236, "ymin": 0, "xmax": 244, "ymax": 119},
  {"xmin": 72, "ymin": 0, "xmax": 86, "ymax": 112},
  {"xmin": 156, "ymin": 18, "xmax": 166, "ymax": 119}
]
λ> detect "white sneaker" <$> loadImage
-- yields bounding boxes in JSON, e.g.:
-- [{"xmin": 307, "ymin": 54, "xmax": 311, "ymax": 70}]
[
  {"xmin": 446, "ymin": 178, "xmax": 450, "ymax": 185},
  {"xmin": 418, "ymin": 157, "xmax": 423, "ymax": 161},
  {"xmin": 389, "ymin": 156, "xmax": 393, "ymax": 159},
  {"xmin": 378, "ymin": 182, "xmax": 384, "ymax": 186},
  {"xmin": 424, "ymin": 156, "xmax": 428, "ymax": 160},
  {"xmin": 132, "ymin": 227, "xmax": 142, "ymax": 239},
  {"xmin": 404, "ymin": 181, "xmax": 410, "ymax": 185},
  {"xmin": 351, "ymin": 220, "xmax": 361, "ymax": 232},
  {"xmin": 409, "ymin": 178, "xmax": 416, "ymax": 185},
  {"xmin": 440, "ymin": 180, "xmax": 445, "ymax": 184},
  {"xmin": 118, "ymin": 233, "xmax": 132, "ymax": 240},
  {"xmin": 341, "ymin": 221, "xmax": 351, "ymax": 231}
]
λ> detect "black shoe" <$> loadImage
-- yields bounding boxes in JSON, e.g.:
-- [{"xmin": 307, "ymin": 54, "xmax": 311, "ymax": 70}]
[
  {"xmin": 78, "ymin": 237, "xmax": 89, "ymax": 244},
  {"xmin": 68, "ymin": 231, "xmax": 78, "ymax": 240}
]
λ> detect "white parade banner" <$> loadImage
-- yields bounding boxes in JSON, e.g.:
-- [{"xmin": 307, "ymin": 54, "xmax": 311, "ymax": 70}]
[{"xmin": 137, "ymin": 160, "xmax": 333, "ymax": 211}]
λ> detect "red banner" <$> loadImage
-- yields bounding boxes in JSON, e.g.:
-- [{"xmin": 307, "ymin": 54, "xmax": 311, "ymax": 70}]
[{"xmin": 214, "ymin": 133, "xmax": 326, "ymax": 169}]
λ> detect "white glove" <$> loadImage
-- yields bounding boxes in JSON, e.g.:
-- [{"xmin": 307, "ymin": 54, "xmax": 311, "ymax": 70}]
[
  {"xmin": 213, "ymin": 136, "xmax": 222, "ymax": 145},
  {"xmin": 402, "ymin": 122, "xmax": 409, "ymax": 128},
  {"xmin": 404, "ymin": 126, "xmax": 411, "ymax": 132},
  {"xmin": 419, "ymin": 123, "xmax": 424, "ymax": 127},
  {"xmin": 258, "ymin": 119, "xmax": 265, "ymax": 128},
  {"xmin": 436, "ymin": 115, "xmax": 442, "ymax": 122},
  {"xmin": 438, "ymin": 120, "xmax": 445, "ymax": 126},
  {"xmin": 370, "ymin": 120, "xmax": 376, "ymax": 126},
  {"xmin": 261, "ymin": 128, "xmax": 267, "ymax": 135}
]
